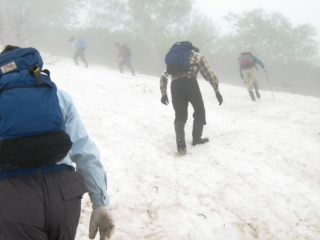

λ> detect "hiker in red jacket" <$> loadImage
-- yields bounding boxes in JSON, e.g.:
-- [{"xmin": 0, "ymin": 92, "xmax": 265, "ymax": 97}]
[
  {"xmin": 238, "ymin": 51, "xmax": 266, "ymax": 101},
  {"xmin": 115, "ymin": 42, "xmax": 135, "ymax": 76}
]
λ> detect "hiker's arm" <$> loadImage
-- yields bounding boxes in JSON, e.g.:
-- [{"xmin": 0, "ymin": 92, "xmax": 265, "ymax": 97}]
[
  {"xmin": 160, "ymin": 70, "xmax": 169, "ymax": 95},
  {"xmin": 58, "ymin": 90, "xmax": 109, "ymax": 207},
  {"xmin": 73, "ymin": 40, "xmax": 79, "ymax": 52},
  {"xmin": 198, "ymin": 55, "xmax": 219, "ymax": 92},
  {"xmin": 117, "ymin": 47, "xmax": 125, "ymax": 58},
  {"xmin": 253, "ymin": 56, "xmax": 265, "ymax": 69}
]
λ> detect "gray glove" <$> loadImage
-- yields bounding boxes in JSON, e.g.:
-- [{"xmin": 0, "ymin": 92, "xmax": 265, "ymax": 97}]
[{"xmin": 89, "ymin": 204, "xmax": 116, "ymax": 240}]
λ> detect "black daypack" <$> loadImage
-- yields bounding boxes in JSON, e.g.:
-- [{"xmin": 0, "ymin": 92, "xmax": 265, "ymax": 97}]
[
  {"xmin": 123, "ymin": 44, "xmax": 132, "ymax": 57},
  {"xmin": 165, "ymin": 41, "xmax": 193, "ymax": 75},
  {"xmin": 0, "ymin": 47, "xmax": 72, "ymax": 169}
]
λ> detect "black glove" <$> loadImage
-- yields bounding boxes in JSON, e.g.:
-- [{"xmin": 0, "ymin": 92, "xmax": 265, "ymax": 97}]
[
  {"xmin": 216, "ymin": 91, "xmax": 223, "ymax": 105},
  {"xmin": 161, "ymin": 95, "xmax": 169, "ymax": 105}
]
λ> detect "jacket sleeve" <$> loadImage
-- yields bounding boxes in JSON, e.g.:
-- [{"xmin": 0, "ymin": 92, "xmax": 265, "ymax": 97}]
[
  {"xmin": 58, "ymin": 90, "xmax": 109, "ymax": 207},
  {"xmin": 117, "ymin": 46, "xmax": 125, "ymax": 58},
  {"xmin": 73, "ymin": 39, "xmax": 79, "ymax": 50},
  {"xmin": 197, "ymin": 54, "xmax": 219, "ymax": 92},
  {"xmin": 253, "ymin": 56, "xmax": 265, "ymax": 69},
  {"xmin": 160, "ymin": 70, "xmax": 169, "ymax": 96}
]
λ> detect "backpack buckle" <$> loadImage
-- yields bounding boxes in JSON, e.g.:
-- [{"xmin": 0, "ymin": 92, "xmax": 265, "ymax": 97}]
[{"xmin": 28, "ymin": 65, "xmax": 44, "ymax": 85}]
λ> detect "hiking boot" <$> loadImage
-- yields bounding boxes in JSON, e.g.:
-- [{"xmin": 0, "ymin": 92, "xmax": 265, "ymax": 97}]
[
  {"xmin": 73, "ymin": 57, "xmax": 79, "ymax": 66},
  {"xmin": 192, "ymin": 121, "xmax": 209, "ymax": 146},
  {"xmin": 175, "ymin": 122, "xmax": 187, "ymax": 155},
  {"xmin": 255, "ymin": 89, "xmax": 261, "ymax": 99},
  {"xmin": 248, "ymin": 90, "xmax": 255, "ymax": 101},
  {"xmin": 177, "ymin": 138, "xmax": 187, "ymax": 155},
  {"xmin": 192, "ymin": 137, "xmax": 209, "ymax": 146},
  {"xmin": 253, "ymin": 84, "xmax": 260, "ymax": 99}
]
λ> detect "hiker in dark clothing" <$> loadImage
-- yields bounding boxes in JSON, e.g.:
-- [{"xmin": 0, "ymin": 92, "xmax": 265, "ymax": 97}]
[
  {"xmin": 115, "ymin": 42, "xmax": 135, "ymax": 76},
  {"xmin": 238, "ymin": 51, "xmax": 266, "ymax": 101},
  {"xmin": 69, "ymin": 37, "xmax": 88, "ymax": 68},
  {"xmin": 160, "ymin": 44, "xmax": 223, "ymax": 155}
]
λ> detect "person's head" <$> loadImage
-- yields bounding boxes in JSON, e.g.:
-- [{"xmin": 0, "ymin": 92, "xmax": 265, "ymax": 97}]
[
  {"xmin": 241, "ymin": 49, "xmax": 251, "ymax": 54},
  {"xmin": 1, "ymin": 45, "xmax": 19, "ymax": 54},
  {"xmin": 115, "ymin": 42, "xmax": 120, "ymax": 49},
  {"xmin": 192, "ymin": 46, "xmax": 200, "ymax": 53},
  {"xmin": 69, "ymin": 37, "xmax": 75, "ymax": 43}
]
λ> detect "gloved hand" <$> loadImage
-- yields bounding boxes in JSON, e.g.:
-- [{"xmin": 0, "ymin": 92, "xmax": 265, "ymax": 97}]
[
  {"xmin": 89, "ymin": 205, "xmax": 116, "ymax": 240},
  {"xmin": 161, "ymin": 95, "xmax": 169, "ymax": 105},
  {"xmin": 216, "ymin": 91, "xmax": 223, "ymax": 105}
]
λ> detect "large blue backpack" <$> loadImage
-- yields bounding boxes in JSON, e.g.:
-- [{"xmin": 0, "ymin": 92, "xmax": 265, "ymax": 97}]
[
  {"xmin": 165, "ymin": 41, "xmax": 193, "ymax": 75},
  {"xmin": 0, "ymin": 47, "xmax": 72, "ymax": 169},
  {"xmin": 78, "ymin": 38, "xmax": 87, "ymax": 50}
]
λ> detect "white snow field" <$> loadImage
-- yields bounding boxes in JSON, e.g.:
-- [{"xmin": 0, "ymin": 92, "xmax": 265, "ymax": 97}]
[{"xmin": 43, "ymin": 55, "xmax": 320, "ymax": 240}]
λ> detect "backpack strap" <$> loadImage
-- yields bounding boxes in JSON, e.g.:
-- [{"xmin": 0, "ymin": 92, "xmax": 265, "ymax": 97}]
[
  {"xmin": 28, "ymin": 66, "xmax": 44, "ymax": 85},
  {"xmin": 42, "ymin": 69, "xmax": 50, "ymax": 77}
]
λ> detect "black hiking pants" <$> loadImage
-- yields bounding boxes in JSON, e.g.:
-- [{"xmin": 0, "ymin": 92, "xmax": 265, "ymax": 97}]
[
  {"xmin": 0, "ymin": 166, "xmax": 87, "ymax": 240},
  {"xmin": 118, "ymin": 55, "xmax": 134, "ymax": 72},
  {"xmin": 73, "ymin": 47, "xmax": 88, "ymax": 67},
  {"xmin": 171, "ymin": 77, "xmax": 206, "ymax": 125}
]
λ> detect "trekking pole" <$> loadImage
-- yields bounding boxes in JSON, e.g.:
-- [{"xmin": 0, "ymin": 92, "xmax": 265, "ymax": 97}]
[{"xmin": 265, "ymin": 70, "xmax": 276, "ymax": 102}]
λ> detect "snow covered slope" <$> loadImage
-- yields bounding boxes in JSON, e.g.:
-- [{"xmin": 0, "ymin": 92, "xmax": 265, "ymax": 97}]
[{"xmin": 44, "ymin": 56, "xmax": 320, "ymax": 240}]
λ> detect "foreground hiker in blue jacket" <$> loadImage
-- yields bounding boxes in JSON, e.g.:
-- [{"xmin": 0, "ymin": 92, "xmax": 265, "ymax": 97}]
[{"xmin": 0, "ymin": 45, "xmax": 115, "ymax": 240}]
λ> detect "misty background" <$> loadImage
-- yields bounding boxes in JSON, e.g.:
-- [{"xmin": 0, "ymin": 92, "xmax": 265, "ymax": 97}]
[{"xmin": 0, "ymin": 0, "xmax": 319, "ymax": 98}]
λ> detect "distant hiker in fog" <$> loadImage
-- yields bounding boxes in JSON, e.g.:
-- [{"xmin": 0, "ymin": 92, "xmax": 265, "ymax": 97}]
[
  {"xmin": 238, "ymin": 51, "xmax": 266, "ymax": 101},
  {"xmin": 160, "ymin": 41, "xmax": 223, "ymax": 155},
  {"xmin": 69, "ymin": 37, "xmax": 88, "ymax": 68},
  {"xmin": 115, "ymin": 42, "xmax": 135, "ymax": 76}
]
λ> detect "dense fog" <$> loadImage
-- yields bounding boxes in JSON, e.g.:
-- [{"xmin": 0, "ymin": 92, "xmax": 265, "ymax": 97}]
[{"xmin": 0, "ymin": 0, "xmax": 319, "ymax": 97}]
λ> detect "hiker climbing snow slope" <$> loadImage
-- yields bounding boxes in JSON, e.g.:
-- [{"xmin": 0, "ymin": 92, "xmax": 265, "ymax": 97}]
[{"xmin": 238, "ymin": 51, "xmax": 266, "ymax": 101}]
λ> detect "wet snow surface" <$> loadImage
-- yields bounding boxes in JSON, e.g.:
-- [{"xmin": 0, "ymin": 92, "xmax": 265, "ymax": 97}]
[{"xmin": 44, "ymin": 55, "xmax": 320, "ymax": 240}]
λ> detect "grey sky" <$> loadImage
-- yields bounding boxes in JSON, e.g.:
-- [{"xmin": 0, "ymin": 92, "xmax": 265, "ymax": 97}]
[{"xmin": 193, "ymin": 0, "xmax": 320, "ymax": 43}]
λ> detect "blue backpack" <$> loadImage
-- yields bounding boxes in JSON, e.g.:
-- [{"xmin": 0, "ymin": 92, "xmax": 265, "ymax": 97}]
[
  {"xmin": 165, "ymin": 41, "xmax": 193, "ymax": 75},
  {"xmin": 78, "ymin": 38, "xmax": 87, "ymax": 50},
  {"xmin": 0, "ymin": 47, "xmax": 72, "ymax": 169}
]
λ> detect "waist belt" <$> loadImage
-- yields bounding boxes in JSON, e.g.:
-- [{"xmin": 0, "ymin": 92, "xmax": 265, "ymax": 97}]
[
  {"xmin": 171, "ymin": 73, "xmax": 193, "ymax": 81},
  {"xmin": 0, "ymin": 164, "xmax": 74, "ymax": 181}
]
